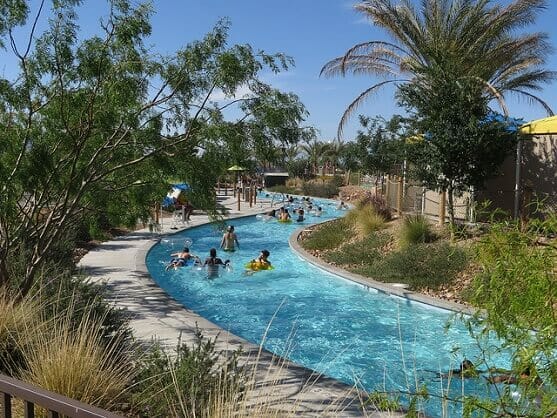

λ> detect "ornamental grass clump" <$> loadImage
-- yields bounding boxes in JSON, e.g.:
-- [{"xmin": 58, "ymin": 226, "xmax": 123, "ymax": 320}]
[
  {"xmin": 0, "ymin": 288, "xmax": 44, "ymax": 374},
  {"xmin": 21, "ymin": 307, "xmax": 134, "ymax": 411},
  {"xmin": 400, "ymin": 215, "xmax": 436, "ymax": 247},
  {"xmin": 351, "ymin": 205, "xmax": 386, "ymax": 239}
]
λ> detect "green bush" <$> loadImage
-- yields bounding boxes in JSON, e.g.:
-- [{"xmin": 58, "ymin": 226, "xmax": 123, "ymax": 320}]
[
  {"xmin": 301, "ymin": 219, "xmax": 349, "ymax": 251},
  {"xmin": 354, "ymin": 242, "xmax": 469, "ymax": 290},
  {"xmin": 400, "ymin": 215, "xmax": 436, "ymax": 246},
  {"xmin": 131, "ymin": 329, "xmax": 245, "ymax": 417},
  {"xmin": 357, "ymin": 194, "xmax": 392, "ymax": 221},
  {"xmin": 324, "ymin": 233, "xmax": 390, "ymax": 266},
  {"xmin": 301, "ymin": 181, "xmax": 339, "ymax": 198}
]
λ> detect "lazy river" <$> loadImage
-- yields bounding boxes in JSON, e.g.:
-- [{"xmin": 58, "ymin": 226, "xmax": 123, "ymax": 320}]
[{"xmin": 146, "ymin": 197, "xmax": 509, "ymax": 416}]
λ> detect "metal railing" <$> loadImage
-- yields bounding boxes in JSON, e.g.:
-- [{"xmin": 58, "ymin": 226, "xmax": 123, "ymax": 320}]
[{"xmin": 1, "ymin": 374, "xmax": 124, "ymax": 418}]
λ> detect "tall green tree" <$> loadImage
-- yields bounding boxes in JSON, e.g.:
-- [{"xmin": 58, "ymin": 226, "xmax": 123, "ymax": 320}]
[
  {"xmin": 0, "ymin": 0, "xmax": 308, "ymax": 294},
  {"xmin": 322, "ymin": 0, "xmax": 555, "ymax": 224},
  {"xmin": 353, "ymin": 115, "xmax": 406, "ymax": 177},
  {"xmin": 399, "ymin": 72, "xmax": 517, "ymax": 225},
  {"xmin": 322, "ymin": 0, "xmax": 555, "ymax": 137}
]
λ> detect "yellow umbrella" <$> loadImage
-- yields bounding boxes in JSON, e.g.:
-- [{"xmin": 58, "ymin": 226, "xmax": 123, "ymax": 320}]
[{"xmin": 519, "ymin": 115, "xmax": 557, "ymax": 135}]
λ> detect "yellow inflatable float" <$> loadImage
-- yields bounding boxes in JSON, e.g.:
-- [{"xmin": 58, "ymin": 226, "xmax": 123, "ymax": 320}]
[
  {"xmin": 277, "ymin": 218, "xmax": 292, "ymax": 223},
  {"xmin": 244, "ymin": 261, "xmax": 274, "ymax": 271}
]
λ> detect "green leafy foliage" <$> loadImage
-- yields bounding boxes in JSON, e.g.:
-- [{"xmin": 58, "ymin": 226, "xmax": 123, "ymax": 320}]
[
  {"xmin": 353, "ymin": 242, "xmax": 469, "ymax": 290},
  {"xmin": 301, "ymin": 219, "xmax": 350, "ymax": 251},
  {"xmin": 323, "ymin": 233, "xmax": 390, "ymax": 266},
  {"xmin": 0, "ymin": 1, "xmax": 312, "ymax": 294}
]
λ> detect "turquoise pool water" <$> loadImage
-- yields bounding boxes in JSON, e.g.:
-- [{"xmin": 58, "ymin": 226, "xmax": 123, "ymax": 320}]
[{"xmin": 146, "ymin": 197, "xmax": 508, "ymax": 416}]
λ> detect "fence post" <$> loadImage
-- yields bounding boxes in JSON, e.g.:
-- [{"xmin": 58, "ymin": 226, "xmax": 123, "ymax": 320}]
[
  {"xmin": 439, "ymin": 190, "xmax": 446, "ymax": 225},
  {"xmin": 385, "ymin": 175, "xmax": 391, "ymax": 206},
  {"xmin": 237, "ymin": 189, "xmax": 241, "ymax": 211},
  {"xmin": 397, "ymin": 176, "xmax": 403, "ymax": 216},
  {"xmin": 249, "ymin": 187, "xmax": 253, "ymax": 208},
  {"xmin": 253, "ymin": 185, "xmax": 257, "ymax": 204}
]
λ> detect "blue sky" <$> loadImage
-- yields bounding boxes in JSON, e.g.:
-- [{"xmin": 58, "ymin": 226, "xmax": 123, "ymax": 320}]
[{"xmin": 3, "ymin": 1, "xmax": 557, "ymax": 140}]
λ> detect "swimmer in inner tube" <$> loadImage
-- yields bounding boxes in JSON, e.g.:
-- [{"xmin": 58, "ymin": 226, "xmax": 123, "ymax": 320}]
[
  {"xmin": 245, "ymin": 250, "xmax": 272, "ymax": 275},
  {"xmin": 279, "ymin": 208, "xmax": 291, "ymax": 222}
]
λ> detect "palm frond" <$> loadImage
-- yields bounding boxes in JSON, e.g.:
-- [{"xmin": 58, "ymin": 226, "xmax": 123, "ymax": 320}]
[
  {"xmin": 508, "ymin": 89, "xmax": 554, "ymax": 116},
  {"xmin": 337, "ymin": 79, "xmax": 406, "ymax": 139}
]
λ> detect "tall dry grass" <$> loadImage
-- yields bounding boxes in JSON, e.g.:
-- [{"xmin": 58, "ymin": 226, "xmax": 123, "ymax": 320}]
[
  {"xmin": 0, "ymin": 287, "xmax": 44, "ymax": 374},
  {"xmin": 20, "ymin": 304, "xmax": 134, "ymax": 411}
]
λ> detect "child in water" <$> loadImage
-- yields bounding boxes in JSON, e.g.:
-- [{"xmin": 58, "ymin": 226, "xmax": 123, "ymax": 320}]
[{"xmin": 245, "ymin": 250, "xmax": 271, "ymax": 275}]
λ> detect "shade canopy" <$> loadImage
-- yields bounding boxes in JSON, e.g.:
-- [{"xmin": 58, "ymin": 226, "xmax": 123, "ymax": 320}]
[
  {"xmin": 227, "ymin": 165, "xmax": 246, "ymax": 171},
  {"xmin": 519, "ymin": 115, "xmax": 557, "ymax": 136}
]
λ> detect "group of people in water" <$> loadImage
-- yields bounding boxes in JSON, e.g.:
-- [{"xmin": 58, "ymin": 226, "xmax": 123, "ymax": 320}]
[
  {"xmin": 262, "ymin": 195, "xmax": 324, "ymax": 223},
  {"xmin": 165, "ymin": 223, "xmax": 271, "ymax": 278}
]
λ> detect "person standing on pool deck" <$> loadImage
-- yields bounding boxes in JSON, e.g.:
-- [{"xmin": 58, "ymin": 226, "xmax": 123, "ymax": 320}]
[
  {"xmin": 220, "ymin": 225, "xmax": 239, "ymax": 252},
  {"xmin": 204, "ymin": 248, "xmax": 229, "ymax": 278}
]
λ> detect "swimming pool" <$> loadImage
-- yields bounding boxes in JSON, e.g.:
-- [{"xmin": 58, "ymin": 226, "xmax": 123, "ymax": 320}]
[{"xmin": 146, "ymin": 197, "xmax": 508, "ymax": 416}]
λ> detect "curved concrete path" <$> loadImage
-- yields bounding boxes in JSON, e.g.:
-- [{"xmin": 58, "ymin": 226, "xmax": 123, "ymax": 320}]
[{"xmin": 78, "ymin": 194, "xmax": 403, "ymax": 417}]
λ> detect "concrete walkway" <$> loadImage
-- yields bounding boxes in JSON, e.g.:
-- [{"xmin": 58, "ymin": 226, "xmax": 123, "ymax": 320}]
[{"xmin": 78, "ymin": 193, "xmax": 401, "ymax": 417}]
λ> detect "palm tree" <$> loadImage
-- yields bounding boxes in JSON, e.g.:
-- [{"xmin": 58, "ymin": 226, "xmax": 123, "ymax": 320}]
[
  {"xmin": 300, "ymin": 140, "xmax": 332, "ymax": 175},
  {"xmin": 321, "ymin": 0, "xmax": 555, "ymax": 138},
  {"xmin": 323, "ymin": 140, "xmax": 345, "ymax": 175}
]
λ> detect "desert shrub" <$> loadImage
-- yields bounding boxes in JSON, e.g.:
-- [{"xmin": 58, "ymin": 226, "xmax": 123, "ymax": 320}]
[
  {"xmin": 131, "ymin": 329, "xmax": 245, "ymax": 418},
  {"xmin": 357, "ymin": 194, "xmax": 392, "ymax": 221},
  {"xmin": 355, "ymin": 242, "xmax": 469, "ymax": 290},
  {"xmin": 352, "ymin": 205, "xmax": 386, "ymax": 238},
  {"xmin": 302, "ymin": 219, "xmax": 349, "ymax": 251},
  {"xmin": 301, "ymin": 181, "xmax": 339, "ymax": 198},
  {"xmin": 285, "ymin": 177, "xmax": 304, "ymax": 190},
  {"xmin": 400, "ymin": 215, "xmax": 436, "ymax": 246},
  {"xmin": 22, "ymin": 309, "xmax": 134, "ymax": 411},
  {"xmin": 331, "ymin": 175, "xmax": 345, "ymax": 187},
  {"xmin": 324, "ymin": 233, "xmax": 390, "ymax": 266}
]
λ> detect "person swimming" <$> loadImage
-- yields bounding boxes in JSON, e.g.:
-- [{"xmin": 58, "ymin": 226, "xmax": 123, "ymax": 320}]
[
  {"xmin": 165, "ymin": 247, "xmax": 199, "ymax": 271},
  {"xmin": 203, "ymin": 248, "xmax": 229, "ymax": 278},
  {"xmin": 279, "ymin": 208, "xmax": 291, "ymax": 222},
  {"xmin": 220, "ymin": 225, "xmax": 239, "ymax": 251},
  {"xmin": 296, "ymin": 207, "xmax": 305, "ymax": 222}
]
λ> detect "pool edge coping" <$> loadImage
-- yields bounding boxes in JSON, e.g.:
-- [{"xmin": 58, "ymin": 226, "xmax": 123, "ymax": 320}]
[{"xmin": 288, "ymin": 224, "xmax": 476, "ymax": 316}]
